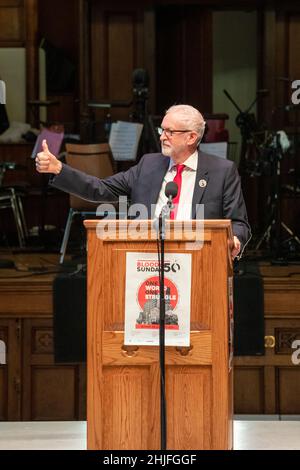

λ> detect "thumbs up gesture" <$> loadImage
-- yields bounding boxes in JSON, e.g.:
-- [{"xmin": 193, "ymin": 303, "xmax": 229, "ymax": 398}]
[{"xmin": 35, "ymin": 139, "xmax": 62, "ymax": 175}]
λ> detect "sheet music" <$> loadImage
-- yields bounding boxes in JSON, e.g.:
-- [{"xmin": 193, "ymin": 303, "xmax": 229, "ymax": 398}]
[
  {"xmin": 31, "ymin": 128, "xmax": 64, "ymax": 159},
  {"xmin": 109, "ymin": 121, "xmax": 143, "ymax": 161}
]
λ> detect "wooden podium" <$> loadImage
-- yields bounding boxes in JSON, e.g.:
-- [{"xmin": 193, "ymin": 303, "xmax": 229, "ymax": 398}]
[{"xmin": 84, "ymin": 219, "xmax": 234, "ymax": 450}]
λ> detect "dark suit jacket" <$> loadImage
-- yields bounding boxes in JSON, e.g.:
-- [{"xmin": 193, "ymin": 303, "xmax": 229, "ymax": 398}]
[{"xmin": 50, "ymin": 150, "xmax": 251, "ymax": 251}]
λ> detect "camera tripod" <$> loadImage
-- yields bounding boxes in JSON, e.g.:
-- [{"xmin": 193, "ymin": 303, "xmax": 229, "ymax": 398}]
[
  {"xmin": 131, "ymin": 69, "xmax": 160, "ymax": 156},
  {"xmin": 87, "ymin": 69, "xmax": 160, "ymax": 156},
  {"xmin": 223, "ymin": 89, "xmax": 268, "ymax": 174},
  {"xmin": 254, "ymin": 132, "xmax": 300, "ymax": 261}
]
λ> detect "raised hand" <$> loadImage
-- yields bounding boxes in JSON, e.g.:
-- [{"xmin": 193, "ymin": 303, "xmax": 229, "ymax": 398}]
[{"xmin": 35, "ymin": 139, "xmax": 62, "ymax": 175}]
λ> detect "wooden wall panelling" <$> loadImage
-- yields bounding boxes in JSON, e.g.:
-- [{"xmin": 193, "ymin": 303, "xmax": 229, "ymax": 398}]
[
  {"xmin": 155, "ymin": 5, "xmax": 212, "ymax": 115},
  {"xmin": 234, "ymin": 366, "xmax": 265, "ymax": 414},
  {"xmin": 22, "ymin": 318, "xmax": 86, "ymax": 421},
  {"xmin": 185, "ymin": 7, "xmax": 212, "ymax": 112},
  {"xmin": 0, "ymin": 277, "xmax": 53, "ymax": 317},
  {"xmin": 261, "ymin": 8, "xmax": 300, "ymax": 130},
  {"xmin": 156, "ymin": 6, "xmax": 184, "ymax": 113},
  {"xmin": 38, "ymin": 0, "xmax": 79, "ymax": 64},
  {"xmin": 264, "ymin": 279, "xmax": 300, "ymax": 317},
  {"xmin": 234, "ymin": 263, "xmax": 300, "ymax": 415},
  {"xmin": 89, "ymin": 1, "xmax": 145, "ymax": 136},
  {"xmin": 262, "ymin": 317, "xmax": 278, "ymax": 413},
  {"xmin": 45, "ymin": 94, "xmax": 79, "ymax": 133},
  {"xmin": 234, "ymin": 314, "xmax": 300, "ymax": 414},
  {"xmin": 81, "ymin": 1, "xmax": 212, "ymax": 137},
  {"xmin": 79, "ymin": 0, "xmax": 90, "ymax": 140},
  {"xmin": 275, "ymin": 325, "xmax": 300, "ymax": 355},
  {"xmin": 263, "ymin": 365, "xmax": 277, "ymax": 414},
  {"xmin": 274, "ymin": 10, "xmax": 289, "ymax": 129},
  {"xmin": 0, "ymin": 267, "xmax": 87, "ymax": 422},
  {"xmin": 277, "ymin": 367, "xmax": 300, "ymax": 414},
  {"xmin": 0, "ymin": 323, "xmax": 8, "ymax": 420},
  {"xmin": 278, "ymin": 9, "xmax": 300, "ymax": 130},
  {"xmin": 25, "ymin": 0, "xmax": 38, "ymax": 124},
  {"xmin": 288, "ymin": 13, "xmax": 300, "ymax": 86},
  {"xmin": 0, "ymin": 319, "xmax": 21, "ymax": 421},
  {"xmin": 268, "ymin": 318, "xmax": 300, "ymax": 414},
  {"xmin": 107, "ymin": 14, "xmax": 136, "ymax": 101},
  {"xmin": 38, "ymin": 0, "xmax": 80, "ymax": 131},
  {"xmin": 143, "ymin": 8, "xmax": 156, "ymax": 116},
  {"xmin": 0, "ymin": 0, "xmax": 25, "ymax": 46},
  {"xmin": 77, "ymin": 362, "xmax": 87, "ymax": 421},
  {"xmin": 259, "ymin": 9, "xmax": 276, "ymax": 128}
]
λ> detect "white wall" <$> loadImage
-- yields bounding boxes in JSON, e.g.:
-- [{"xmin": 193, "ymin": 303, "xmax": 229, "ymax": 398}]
[
  {"xmin": 213, "ymin": 11, "xmax": 257, "ymax": 164},
  {"xmin": 0, "ymin": 48, "xmax": 26, "ymax": 123},
  {"xmin": 0, "ymin": 48, "xmax": 46, "ymax": 126}
]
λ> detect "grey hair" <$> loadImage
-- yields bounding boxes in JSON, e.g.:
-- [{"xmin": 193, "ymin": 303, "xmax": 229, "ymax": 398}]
[{"xmin": 165, "ymin": 104, "xmax": 206, "ymax": 143}]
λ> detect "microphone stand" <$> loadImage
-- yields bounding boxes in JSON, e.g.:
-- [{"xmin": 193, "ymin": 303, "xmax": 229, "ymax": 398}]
[{"xmin": 158, "ymin": 195, "xmax": 173, "ymax": 451}]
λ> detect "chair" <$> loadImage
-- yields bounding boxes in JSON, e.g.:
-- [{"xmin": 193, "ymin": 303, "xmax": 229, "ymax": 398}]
[
  {"xmin": 202, "ymin": 114, "xmax": 229, "ymax": 143},
  {"xmin": 0, "ymin": 162, "xmax": 28, "ymax": 247},
  {"xmin": 59, "ymin": 143, "xmax": 115, "ymax": 264}
]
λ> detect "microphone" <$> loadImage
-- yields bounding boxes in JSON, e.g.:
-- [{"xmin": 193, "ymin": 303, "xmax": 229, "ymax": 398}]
[
  {"xmin": 165, "ymin": 181, "xmax": 178, "ymax": 200},
  {"xmin": 153, "ymin": 182, "xmax": 178, "ymax": 232},
  {"xmin": 165, "ymin": 181, "xmax": 178, "ymax": 211},
  {"xmin": 132, "ymin": 68, "xmax": 149, "ymax": 88}
]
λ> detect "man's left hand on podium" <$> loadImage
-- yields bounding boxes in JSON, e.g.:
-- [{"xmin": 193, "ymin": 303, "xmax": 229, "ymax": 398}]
[{"xmin": 231, "ymin": 236, "xmax": 241, "ymax": 259}]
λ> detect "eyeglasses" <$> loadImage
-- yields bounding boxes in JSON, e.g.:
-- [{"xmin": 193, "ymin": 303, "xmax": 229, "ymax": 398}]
[{"xmin": 157, "ymin": 127, "xmax": 192, "ymax": 137}]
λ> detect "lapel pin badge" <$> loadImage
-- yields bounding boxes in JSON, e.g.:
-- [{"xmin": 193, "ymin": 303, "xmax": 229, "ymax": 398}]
[{"xmin": 199, "ymin": 179, "xmax": 207, "ymax": 188}]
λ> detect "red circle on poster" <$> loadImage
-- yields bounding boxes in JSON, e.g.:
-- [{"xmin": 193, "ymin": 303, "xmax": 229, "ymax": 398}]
[{"xmin": 137, "ymin": 276, "xmax": 178, "ymax": 310}]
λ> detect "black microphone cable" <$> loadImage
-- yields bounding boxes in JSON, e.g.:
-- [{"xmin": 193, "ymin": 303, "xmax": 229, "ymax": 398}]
[{"xmin": 156, "ymin": 181, "xmax": 178, "ymax": 450}]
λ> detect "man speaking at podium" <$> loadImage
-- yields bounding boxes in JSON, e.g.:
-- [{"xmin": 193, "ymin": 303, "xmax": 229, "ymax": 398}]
[{"xmin": 36, "ymin": 104, "xmax": 251, "ymax": 259}]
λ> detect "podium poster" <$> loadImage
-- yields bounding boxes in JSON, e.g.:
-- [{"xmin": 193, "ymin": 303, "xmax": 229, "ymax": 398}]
[{"xmin": 124, "ymin": 252, "xmax": 191, "ymax": 346}]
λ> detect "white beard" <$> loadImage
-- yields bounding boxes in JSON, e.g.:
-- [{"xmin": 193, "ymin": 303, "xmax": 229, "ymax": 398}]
[{"xmin": 161, "ymin": 143, "xmax": 172, "ymax": 156}]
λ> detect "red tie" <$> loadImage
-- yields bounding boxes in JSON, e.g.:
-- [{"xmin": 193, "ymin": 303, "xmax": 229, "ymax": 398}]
[{"xmin": 170, "ymin": 164, "xmax": 185, "ymax": 220}]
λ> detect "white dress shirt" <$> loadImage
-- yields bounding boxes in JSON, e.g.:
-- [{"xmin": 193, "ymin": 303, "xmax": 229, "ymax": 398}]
[{"xmin": 154, "ymin": 151, "xmax": 198, "ymax": 220}]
